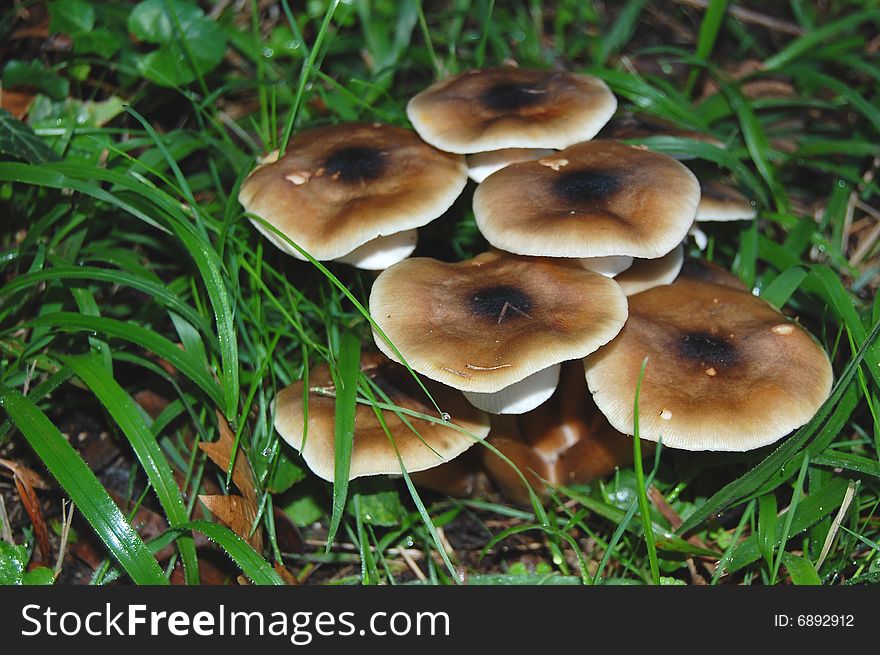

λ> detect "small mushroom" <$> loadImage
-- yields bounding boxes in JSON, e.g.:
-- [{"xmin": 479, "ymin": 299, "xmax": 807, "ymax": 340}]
[
  {"xmin": 238, "ymin": 123, "xmax": 468, "ymax": 269},
  {"xmin": 482, "ymin": 363, "xmax": 650, "ymax": 504},
  {"xmin": 472, "ymin": 140, "xmax": 701, "ymax": 265},
  {"xmin": 369, "ymin": 251, "xmax": 628, "ymax": 414},
  {"xmin": 584, "ymin": 278, "xmax": 833, "ymax": 451},
  {"xmin": 689, "ymin": 180, "xmax": 757, "ymax": 250},
  {"xmin": 274, "ymin": 353, "xmax": 490, "ymax": 481},
  {"xmin": 406, "ymin": 67, "xmax": 617, "ymax": 154},
  {"xmin": 615, "ymin": 244, "xmax": 685, "ymax": 296}
]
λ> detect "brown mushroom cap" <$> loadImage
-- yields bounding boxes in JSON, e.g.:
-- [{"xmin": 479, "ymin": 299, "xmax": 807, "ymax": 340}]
[
  {"xmin": 406, "ymin": 67, "xmax": 617, "ymax": 154},
  {"xmin": 696, "ymin": 180, "xmax": 757, "ymax": 222},
  {"xmin": 274, "ymin": 353, "xmax": 490, "ymax": 481},
  {"xmin": 584, "ymin": 278, "xmax": 833, "ymax": 451},
  {"xmin": 473, "ymin": 140, "xmax": 701, "ymax": 259},
  {"xmin": 239, "ymin": 123, "xmax": 467, "ymax": 261},
  {"xmin": 369, "ymin": 251, "xmax": 628, "ymax": 393},
  {"xmin": 615, "ymin": 244, "xmax": 685, "ymax": 296}
]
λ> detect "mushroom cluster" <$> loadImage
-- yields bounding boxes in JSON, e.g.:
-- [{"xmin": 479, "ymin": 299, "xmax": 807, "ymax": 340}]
[{"xmin": 246, "ymin": 66, "xmax": 834, "ymax": 503}]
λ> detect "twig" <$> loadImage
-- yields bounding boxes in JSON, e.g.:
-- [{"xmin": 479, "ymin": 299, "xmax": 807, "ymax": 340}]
[
  {"xmin": 54, "ymin": 501, "xmax": 75, "ymax": 579},
  {"xmin": 816, "ymin": 481, "xmax": 857, "ymax": 570},
  {"xmin": 668, "ymin": 0, "xmax": 805, "ymax": 36},
  {"xmin": 0, "ymin": 495, "xmax": 14, "ymax": 545}
]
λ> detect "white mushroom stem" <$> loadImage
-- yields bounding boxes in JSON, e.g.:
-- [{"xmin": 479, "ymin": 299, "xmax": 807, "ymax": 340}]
[
  {"xmin": 462, "ymin": 363, "xmax": 561, "ymax": 415},
  {"xmin": 334, "ymin": 229, "xmax": 418, "ymax": 270},
  {"xmin": 466, "ymin": 148, "xmax": 556, "ymax": 184},
  {"xmin": 689, "ymin": 224, "xmax": 708, "ymax": 251},
  {"xmin": 579, "ymin": 255, "xmax": 634, "ymax": 277}
]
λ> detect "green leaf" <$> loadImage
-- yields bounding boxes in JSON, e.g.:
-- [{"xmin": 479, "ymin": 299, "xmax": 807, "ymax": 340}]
[
  {"xmin": 0, "ymin": 388, "xmax": 168, "ymax": 585},
  {"xmin": 0, "ymin": 109, "xmax": 59, "ymax": 163},
  {"xmin": 782, "ymin": 552, "xmax": 822, "ymax": 585},
  {"xmin": 48, "ymin": 0, "xmax": 95, "ymax": 35},
  {"xmin": 73, "ymin": 29, "xmax": 123, "ymax": 59},
  {"xmin": 2, "ymin": 60, "xmax": 69, "ymax": 100},
  {"xmin": 128, "ymin": 0, "xmax": 227, "ymax": 87}
]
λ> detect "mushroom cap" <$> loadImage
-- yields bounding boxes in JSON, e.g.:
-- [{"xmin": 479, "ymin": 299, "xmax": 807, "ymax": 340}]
[
  {"xmin": 406, "ymin": 67, "xmax": 617, "ymax": 154},
  {"xmin": 274, "ymin": 353, "xmax": 490, "ymax": 481},
  {"xmin": 584, "ymin": 278, "xmax": 833, "ymax": 451},
  {"xmin": 239, "ymin": 123, "xmax": 467, "ymax": 261},
  {"xmin": 696, "ymin": 180, "xmax": 757, "ymax": 222},
  {"xmin": 615, "ymin": 244, "xmax": 685, "ymax": 296},
  {"xmin": 473, "ymin": 140, "xmax": 701, "ymax": 259},
  {"xmin": 369, "ymin": 250, "xmax": 628, "ymax": 393}
]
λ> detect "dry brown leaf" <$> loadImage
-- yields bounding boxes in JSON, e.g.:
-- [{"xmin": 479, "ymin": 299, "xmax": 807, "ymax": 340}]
[
  {"xmin": 273, "ymin": 561, "xmax": 299, "ymax": 585},
  {"xmin": 197, "ymin": 413, "xmax": 264, "ymax": 553},
  {"xmin": 199, "ymin": 494, "xmax": 263, "ymax": 552}
]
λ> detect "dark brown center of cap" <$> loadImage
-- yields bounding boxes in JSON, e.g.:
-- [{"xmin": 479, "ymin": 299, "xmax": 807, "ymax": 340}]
[
  {"xmin": 553, "ymin": 170, "xmax": 620, "ymax": 204},
  {"xmin": 323, "ymin": 146, "xmax": 386, "ymax": 183},
  {"xmin": 468, "ymin": 285, "xmax": 533, "ymax": 322},
  {"xmin": 679, "ymin": 332, "xmax": 739, "ymax": 368},
  {"xmin": 481, "ymin": 83, "xmax": 545, "ymax": 112}
]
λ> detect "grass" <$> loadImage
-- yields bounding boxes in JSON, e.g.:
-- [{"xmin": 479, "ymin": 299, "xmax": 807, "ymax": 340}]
[{"xmin": 0, "ymin": 0, "xmax": 879, "ymax": 586}]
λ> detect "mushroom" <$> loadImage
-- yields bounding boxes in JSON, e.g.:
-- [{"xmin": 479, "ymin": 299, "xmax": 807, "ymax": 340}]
[
  {"xmin": 482, "ymin": 362, "xmax": 649, "ymax": 504},
  {"xmin": 406, "ymin": 67, "xmax": 617, "ymax": 154},
  {"xmin": 274, "ymin": 352, "xmax": 490, "ymax": 481},
  {"xmin": 238, "ymin": 123, "xmax": 468, "ymax": 269},
  {"xmin": 472, "ymin": 140, "xmax": 701, "ymax": 274},
  {"xmin": 584, "ymin": 277, "xmax": 833, "ymax": 451},
  {"xmin": 689, "ymin": 180, "xmax": 757, "ymax": 250},
  {"xmin": 615, "ymin": 244, "xmax": 685, "ymax": 296},
  {"xmin": 369, "ymin": 250, "xmax": 628, "ymax": 414}
]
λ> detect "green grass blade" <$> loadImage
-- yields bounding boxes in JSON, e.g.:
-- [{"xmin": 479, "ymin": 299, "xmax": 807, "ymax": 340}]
[
  {"xmin": 325, "ymin": 330, "xmax": 361, "ymax": 550},
  {"xmin": 723, "ymin": 476, "xmax": 849, "ymax": 574},
  {"xmin": 0, "ymin": 387, "xmax": 167, "ymax": 584},
  {"xmin": 685, "ymin": 0, "xmax": 729, "ymax": 97},
  {"xmin": 178, "ymin": 520, "xmax": 285, "ymax": 585},
  {"xmin": 62, "ymin": 354, "xmax": 199, "ymax": 585},
  {"xmin": 632, "ymin": 357, "xmax": 660, "ymax": 584},
  {"xmin": 28, "ymin": 312, "xmax": 224, "ymax": 408}
]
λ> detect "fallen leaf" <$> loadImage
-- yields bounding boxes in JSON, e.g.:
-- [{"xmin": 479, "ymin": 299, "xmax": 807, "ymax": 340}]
[
  {"xmin": 0, "ymin": 459, "xmax": 51, "ymax": 563},
  {"xmin": 199, "ymin": 494, "xmax": 262, "ymax": 552},
  {"xmin": 198, "ymin": 411, "xmax": 263, "ymax": 551}
]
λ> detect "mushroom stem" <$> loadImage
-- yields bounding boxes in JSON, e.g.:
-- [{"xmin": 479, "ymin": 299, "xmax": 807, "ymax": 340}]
[
  {"xmin": 689, "ymin": 224, "xmax": 708, "ymax": 251},
  {"xmin": 462, "ymin": 363, "xmax": 561, "ymax": 414},
  {"xmin": 579, "ymin": 255, "xmax": 634, "ymax": 277},
  {"xmin": 335, "ymin": 229, "xmax": 419, "ymax": 270}
]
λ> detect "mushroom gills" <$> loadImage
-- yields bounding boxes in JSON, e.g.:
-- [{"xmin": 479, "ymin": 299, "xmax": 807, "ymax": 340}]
[
  {"xmin": 335, "ymin": 229, "xmax": 419, "ymax": 270},
  {"xmin": 462, "ymin": 363, "xmax": 561, "ymax": 414},
  {"xmin": 579, "ymin": 255, "xmax": 634, "ymax": 277}
]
